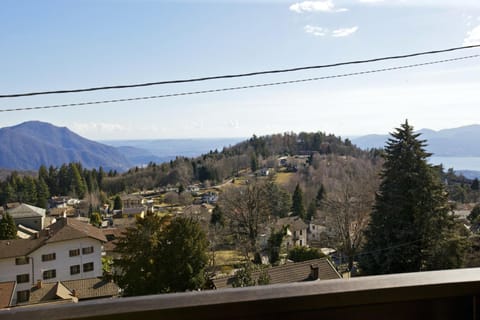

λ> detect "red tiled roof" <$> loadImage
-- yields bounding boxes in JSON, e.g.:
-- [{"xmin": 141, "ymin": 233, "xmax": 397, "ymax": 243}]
[
  {"xmin": 0, "ymin": 281, "xmax": 15, "ymax": 308},
  {"xmin": 213, "ymin": 258, "xmax": 341, "ymax": 289},
  {"xmin": 47, "ymin": 218, "xmax": 107, "ymax": 243}
]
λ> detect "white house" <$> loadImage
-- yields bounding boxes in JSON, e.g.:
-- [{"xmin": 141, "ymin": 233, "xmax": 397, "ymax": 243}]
[
  {"xmin": 0, "ymin": 218, "xmax": 106, "ymax": 305},
  {"xmin": 7, "ymin": 203, "xmax": 46, "ymax": 231},
  {"xmin": 275, "ymin": 216, "xmax": 308, "ymax": 249}
]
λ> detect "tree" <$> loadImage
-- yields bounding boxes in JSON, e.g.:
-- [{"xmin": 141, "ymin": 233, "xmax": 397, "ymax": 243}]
[
  {"xmin": 89, "ymin": 212, "xmax": 102, "ymax": 227},
  {"xmin": 321, "ymin": 158, "xmax": 377, "ymax": 271},
  {"xmin": 472, "ymin": 178, "xmax": 480, "ymax": 191},
  {"xmin": 291, "ymin": 184, "xmax": 305, "ymax": 219},
  {"xmin": 267, "ymin": 227, "xmax": 286, "ymax": 265},
  {"xmin": 210, "ymin": 205, "xmax": 224, "ymax": 227},
  {"xmin": 115, "ymin": 215, "xmax": 208, "ymax": 296},
  {"xmin": 288, "ymin": 246, "xmax": 323, "ymax": 262},
  {"xmin": 219, "ymin": 180, "xmax": 271, "ymax": 259},
  {"xmin": 113, "ymin": 195, "xmax": 123, "ymax": 210},
  {"xmin": 360, "ymin": 121, "xmax": 466, "ymax": 275},
  {"xmin": 0, "ymin": 213, "xmax": 17, "ymax": 240},
  {"xmin": 468, "ymin": 204, "xmax": 480, "ymax": 227}
]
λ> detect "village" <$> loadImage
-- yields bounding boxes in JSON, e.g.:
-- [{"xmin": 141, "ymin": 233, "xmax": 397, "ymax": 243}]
[{"xmin": 0, "ymin": 154, "xmax": 349, "ymax": 308}]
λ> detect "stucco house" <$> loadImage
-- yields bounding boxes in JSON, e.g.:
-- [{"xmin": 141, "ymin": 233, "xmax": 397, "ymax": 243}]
[
  {"xmin": 0, "ymin": 217, "xmax": 107, "ymax": 306},
  {"xmin": 7, "ymin": 203, "xmax": 46, "ymax": 231}
]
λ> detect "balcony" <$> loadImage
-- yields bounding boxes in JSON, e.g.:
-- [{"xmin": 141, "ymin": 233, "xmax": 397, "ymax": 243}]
[{"xmin": 2, "ymin": 267, "xmax": 480, "ymax": 320}]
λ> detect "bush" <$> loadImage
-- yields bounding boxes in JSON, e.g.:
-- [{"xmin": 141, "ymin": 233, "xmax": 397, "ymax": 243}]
[{"xmin": 288, "ymin": 246, "xmax": 324, "ymax": 262}]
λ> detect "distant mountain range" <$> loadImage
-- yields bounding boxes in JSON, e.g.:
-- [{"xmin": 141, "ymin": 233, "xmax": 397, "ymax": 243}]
[
  {"xmin": 2, "ymin": 121, "xmax": 480, "ymax": 175},
  {"xmin": 352, "ymin": 125, "xmax": 480, "ymax": 157},
  {"xmin": 0, "ymin": 121, "xmax": 243, "ymax": 172},
  {"xmin": 0, "ymin": 121, "xmax": 132, "ymax": 172}
]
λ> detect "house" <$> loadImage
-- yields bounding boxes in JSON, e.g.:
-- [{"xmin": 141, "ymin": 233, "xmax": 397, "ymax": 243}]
[
  {"xmin": 120, "ymin": 194, "xmax": 144, "ymax": 209},
  {"xmin": 212, "ymin": 258, "xmax": 341, "ymax": 289},
  {"xmin": 7, "ymin": 203, "xmax": 46, "ymax": 231},
  {"xmin": 275, "ymin": 216, "xmax": 308, "ymax": 248},
  {"xmin": 22, "ymin": 278, "xmax": 119, "ymax": 306},
  {"xmin": 0, "ymin": 217, "xmax": 107, "ymax": 306},
  {"xmin": 0, "ymin": 281, "xmax": 16, "ymax": 308},
  {"xmin": 308, "ymin": 219, "xmax": 327, "ymax": 245}
]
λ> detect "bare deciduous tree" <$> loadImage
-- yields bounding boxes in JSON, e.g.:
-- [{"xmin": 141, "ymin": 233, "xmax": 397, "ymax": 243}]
[
  {"xmin": 322, "ymin": 157, "xmax": 379, "ymax": 271},
  {"xmin": 219, "ymin": 180, "xmax": 272, "ymax": 259}
]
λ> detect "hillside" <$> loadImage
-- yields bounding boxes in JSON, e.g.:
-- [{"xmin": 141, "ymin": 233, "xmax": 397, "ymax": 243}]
[{"xmin": 0, "ymin": 121, "xmax": 132, "ymax": 172}]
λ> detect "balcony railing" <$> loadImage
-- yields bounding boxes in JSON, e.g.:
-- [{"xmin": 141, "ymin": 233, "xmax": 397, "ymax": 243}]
[{"xmin": 2, "ymin": 267, "xmax": 480, "ymax": 320}]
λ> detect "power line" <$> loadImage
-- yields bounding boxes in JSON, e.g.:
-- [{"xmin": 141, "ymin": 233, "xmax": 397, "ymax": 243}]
[
  {"xmin": 1, "ymin": 54, "xmax": 478, "ymax": 113},
  {"xmin": 2, "ymin": 44, "xmax": 480, "ymax": 99}
]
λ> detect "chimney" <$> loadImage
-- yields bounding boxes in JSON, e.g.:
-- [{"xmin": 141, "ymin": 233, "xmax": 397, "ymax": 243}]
[
  {"xmin": 310, "ymin": 264, "xmax": 319, "ymax": 280},
  {"xmin": 37, "ymin": 280, "xmax": 43, "ymax": 289}
]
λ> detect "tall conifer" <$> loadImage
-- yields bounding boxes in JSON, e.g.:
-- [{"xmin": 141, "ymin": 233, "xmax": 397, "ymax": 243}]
[{"xmin": 360, "ymin": 121, "xmax": 464, "ymax": 275}]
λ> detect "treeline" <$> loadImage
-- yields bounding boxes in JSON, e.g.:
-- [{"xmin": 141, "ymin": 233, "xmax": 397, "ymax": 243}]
[{"xmin": 0, "ymin": 163, "xmax": 116, "ymax": 208}]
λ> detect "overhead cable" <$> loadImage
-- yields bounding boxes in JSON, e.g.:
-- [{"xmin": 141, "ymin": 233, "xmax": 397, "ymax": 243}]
[
  {"xmin": 1, "ymin": 44, "xmax": 480, "ymax": 98},
  {"xmin": 0, "ymin": 54, "xmax": 478, "ymax": 113}
]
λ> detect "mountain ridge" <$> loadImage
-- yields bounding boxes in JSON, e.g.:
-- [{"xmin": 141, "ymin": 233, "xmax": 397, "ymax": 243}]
[{"xmin": 0, "ymin": 121, "xmax": 132, "ymax": 172}]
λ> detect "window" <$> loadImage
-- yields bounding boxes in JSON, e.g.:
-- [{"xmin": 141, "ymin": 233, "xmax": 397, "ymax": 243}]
[
  {"xmin": 70, "ymin": 265, "xmax": 80, "ymax": 275},
  {"xmin": 82, "ymin": 246, "xmax": 94, "ymax": 254},
  {"xmin": 83, "ymin": 262, "xmax": 94, "ymax": 272},
  {"xmin": 15, "ymin": 257, "xmax": 29, "ymax": 265},
  {"xmin": 43, "ymin": 269, "xmax": 56, "ymax": 280},
  {"xmin": 69, "ymin": 249, "xmax": 80, "ymax": 257},
  {"xmin": 16, "ymin": 274, "xmax": 30, "ymax": 283},
  {"xmin": 300, "ymin": 230, "xmax": 303, "ymax": 235},
  {"xmin": 17, "ymin": 290, "xmax": 30, "ymax": 303},
  {"xmin": 42, "ymin": 253, "xmax": 56, "ymax": 261}
]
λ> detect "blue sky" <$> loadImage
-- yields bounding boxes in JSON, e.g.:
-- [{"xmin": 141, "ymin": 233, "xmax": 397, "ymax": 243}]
[{"xmin": 1, "ymin": 0, "xmax": 480, "ymax": 139}]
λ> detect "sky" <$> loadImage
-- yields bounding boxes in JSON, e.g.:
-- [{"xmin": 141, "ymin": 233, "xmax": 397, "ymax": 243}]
[{"xmin": 1, "ymin": 0, "xmax": 480, "ymax": 140}]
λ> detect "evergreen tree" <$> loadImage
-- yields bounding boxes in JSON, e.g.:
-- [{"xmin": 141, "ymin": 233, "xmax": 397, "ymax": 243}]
[
  {"xmin": 316, "ymin": 184, "xmax": 326, "ymax": 206},
  {"xmin": 36, "ymin": 178, "xmax": 50, "ymax": 209},
  {"xmin": 113, "ymin": 195, "xmax": 123, "ymax": 210},
  {"xmin": 115, "ymin": 215, "xmax": 208, "ymax": 296},
  {"xmin": 360, "ymin": 121, "xmax": 465, "ymax": 275},
  {"xmin": 471, "ymin": 178, "xmax": 480, "ymax": 191},
  {"xmin": 306, "ymin": 201, "xmax": 317, "ymax": 221},
  {"xmin": 291, "ymin": 184, "xmax": 305, "ymax": 219},
  {"xmin": 0, "ymin": 213, "xmax": 17, "ymax": 240}
]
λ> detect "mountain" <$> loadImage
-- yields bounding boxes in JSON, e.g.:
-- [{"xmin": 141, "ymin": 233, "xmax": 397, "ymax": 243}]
[
  {"xmin": 352, "ymin": 124, "xmax": 480, "ymax": 157},
  {"xmin": 0, "ymin": 121, "xmax": 132, "ymax": 171}
]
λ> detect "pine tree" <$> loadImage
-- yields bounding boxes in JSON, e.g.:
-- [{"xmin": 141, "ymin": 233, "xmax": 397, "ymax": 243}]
[
  {"xmin": 360, "ymin": 121, "xmax": 465, "ymax": 275},
  {"xmin": 0, "ymin": 213, "xmax": 17, "ymax": 240},
  {"xmin": 291, "ymin": 184, "xmax": 305, "ymax": 219}
]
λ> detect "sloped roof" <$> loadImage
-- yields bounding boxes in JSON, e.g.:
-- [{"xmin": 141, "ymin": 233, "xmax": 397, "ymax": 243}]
[
  {"xmin": 62, "ymin": 278, "xmax": 120, "ymax": 300},
  {"xmin": 0, "ymin": 238, "xmax": 45, "ymax": 259},
  {"xmin": 0, "ymin": 218, "xmax": 106, "ymax": 260},
  {"xmin": 275, "ymin": 216, "xmax": 308, "ymax": 232},
  {"xmin": 47, "ymin": 218, "xmax": 107, "ymax": 243},
  {"xmin": 212, "ymin": 258, "xmax": 341, "ymax": 289},
  {"xmin": 7, "ymin": 204, "xmax": 45, "ymax": 219},
  {"xmin": 0, "ymin": 281, "xmax": 15, "ymax": 308},
  {"xmin": 28, "ymin": 282, "xmax": 75, "ymax": 305}
]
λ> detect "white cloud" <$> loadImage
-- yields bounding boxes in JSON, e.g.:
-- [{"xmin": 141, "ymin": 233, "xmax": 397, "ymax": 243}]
[
  {"xmin": 358, "ymin": 0, "xmax": 384, "ymax": 3},
  {"xmin": 304, "ymin": 25, "xmax": 329, "ymax": 36},
  {"xmin": 332, "ymin": 26, "xmax": 359, "ymax": 37},
  {"xmin": 304, "ymin": 25, "xmax": 358, "ymax": 37},
  {"xmin": 289, "ymin": 0, "xmax": 347, "ymax": 13},
  {"xmin": 463, "ymin": 25, "xmax": 480, "ymax": 46}
]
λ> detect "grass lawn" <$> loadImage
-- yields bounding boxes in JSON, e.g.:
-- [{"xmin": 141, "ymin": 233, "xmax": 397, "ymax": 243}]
[
  {"xmin": 275, "ymin": 172, "xmax": 294, "ymax": 186},
  {"xmin": 213, "ymin": 250, "xmax": 244, "ymax": 266}
]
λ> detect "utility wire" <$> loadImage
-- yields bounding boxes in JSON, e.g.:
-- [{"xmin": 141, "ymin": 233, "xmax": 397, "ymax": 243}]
[
  {"xmin": 2, "ymin": 44, "xmax": 480, "ymax": 98},
  {"xmin": 1, "ymin": 54, "xmax": 478, "ymax": 113}
]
